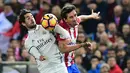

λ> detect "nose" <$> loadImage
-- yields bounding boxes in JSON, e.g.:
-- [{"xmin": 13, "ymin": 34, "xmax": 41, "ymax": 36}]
[{"xmin": 73, "ymin": 17, "xmax": 77, "ymax": 21}]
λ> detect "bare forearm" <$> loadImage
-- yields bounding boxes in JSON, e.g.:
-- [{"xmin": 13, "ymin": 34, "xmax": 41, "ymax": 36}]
[
  {"xmin": 59, "ymin": 43, "xmax": 85, "ymax": 53},
  {"xmin": 78, "ymin": 15, "xmax": 93, "ymax": 22}
]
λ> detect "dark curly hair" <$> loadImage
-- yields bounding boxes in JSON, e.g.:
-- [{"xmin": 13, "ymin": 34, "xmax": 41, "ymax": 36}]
[
  {"xmin": 61, "ymin": 4, "xmax": 76, "ymax": 19},
  {"xmin": 19, "ymin": 9, "xmax": 31, "ymax": 24}
]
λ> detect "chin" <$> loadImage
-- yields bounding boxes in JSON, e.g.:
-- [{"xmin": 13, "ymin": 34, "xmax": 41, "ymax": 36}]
[{"xmin": 29, "ymin": 25, "xmax": 36, "ymax": 29}]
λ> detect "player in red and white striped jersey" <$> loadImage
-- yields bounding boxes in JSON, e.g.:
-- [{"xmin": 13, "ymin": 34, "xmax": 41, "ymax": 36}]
[{"xmin": 57, "ymin": 4, "xmax": 100, "ymax": 73}]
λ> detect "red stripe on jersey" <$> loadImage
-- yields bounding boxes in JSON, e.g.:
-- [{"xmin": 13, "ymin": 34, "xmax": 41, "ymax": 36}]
[
  {"xmin": 57, "ymin": 17, "xmax": 81, "ymax": 67},
  {"xmin": 64, "ymin": 53, "xmax": 69, "ymax": 66}
]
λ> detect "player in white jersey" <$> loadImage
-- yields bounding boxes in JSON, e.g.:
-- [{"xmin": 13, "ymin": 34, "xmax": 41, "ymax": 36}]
[{"xmin": 19, "ymin": 9, "xmax": 69, "ymax": 73}]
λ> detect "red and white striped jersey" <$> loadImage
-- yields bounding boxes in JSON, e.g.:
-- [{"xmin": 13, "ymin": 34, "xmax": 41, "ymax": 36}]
[{"xmin": 57, "ymin": 17, "xmax": 81, "ymax": 67}]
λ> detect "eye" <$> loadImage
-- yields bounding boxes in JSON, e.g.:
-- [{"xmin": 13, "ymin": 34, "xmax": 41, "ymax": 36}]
[
  {"xmin": 26, "ymin": 17, "xmax": 30, "ymax": 20},
  {"xmin": 74, "ymin": 14, "xmax": 77, "ymax": 17}
]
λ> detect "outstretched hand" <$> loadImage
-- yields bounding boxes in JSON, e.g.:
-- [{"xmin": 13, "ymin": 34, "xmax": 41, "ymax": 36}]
[
  {"xmin": 91, "ymin": 9, "xmax": 100, "ymax": 19},
  {"xmin": 83, "ymin": 42, "xmax": 92, "ymax": 51}
]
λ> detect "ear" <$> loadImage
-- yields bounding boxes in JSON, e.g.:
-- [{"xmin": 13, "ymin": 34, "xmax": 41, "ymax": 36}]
[
  {"xmin": 63, "ymin": 18, "xmax": 67, "ymax": 22},
  {"xmin": 22, "ymin": 22, "xmax": 26, "ymax": 27}
]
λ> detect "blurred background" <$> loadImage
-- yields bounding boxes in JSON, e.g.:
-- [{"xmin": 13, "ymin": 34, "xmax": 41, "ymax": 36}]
[{"xmin": 0, "ymin": 0, "xmax": 130, "ymax": 73}]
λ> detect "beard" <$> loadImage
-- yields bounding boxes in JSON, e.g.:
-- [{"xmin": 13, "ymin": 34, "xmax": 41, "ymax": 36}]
[
  {"xmin": 28, "ymin": 24, "xmax": 36, "ymax": 29},
  {"xmin": 71, "ymin": 21, "xmax": 78, "ymax": 27}
]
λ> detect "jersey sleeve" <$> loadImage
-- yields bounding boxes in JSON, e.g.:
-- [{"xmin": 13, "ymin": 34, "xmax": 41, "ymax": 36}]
[
  {"xmin": 54, "ymin": 24, "xmax": 70, "ymax": 39},
  {"xmin": 24, "ymin": 39, "xmax": 41, "ymax": 60}
]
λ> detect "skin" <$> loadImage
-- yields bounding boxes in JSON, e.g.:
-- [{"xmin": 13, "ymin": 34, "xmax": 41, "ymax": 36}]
[
  {"xmin": 58, "ymin": 9, "xmax": 99, "ymax": 53},
  {"xmin": 64, "ymin": 9, "xmax": 100, "ymax": 28},
  {"xmin": 22, "ymin": 13, "xmax": 36, "ymax": 30}
]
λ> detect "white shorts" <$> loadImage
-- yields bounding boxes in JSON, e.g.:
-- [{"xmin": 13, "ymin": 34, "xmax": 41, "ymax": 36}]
[{"xmin": 38, "ymin": 62, "xmax": 68, "ymax": 73}]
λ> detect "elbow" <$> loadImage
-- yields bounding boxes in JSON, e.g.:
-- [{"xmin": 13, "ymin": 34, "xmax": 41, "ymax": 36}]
[{"xmin": 59, "ymin": 46, "xmax": 70, "ymax": 53}]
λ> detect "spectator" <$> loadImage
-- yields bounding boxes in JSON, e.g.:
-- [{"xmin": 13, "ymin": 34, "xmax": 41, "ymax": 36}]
[
  {"xmin": 94, "ymin": 50, "xmax": 103, "ymax": 62},
  {"xmin": 51, "ymin": 5, "xmax": 61, "ymax": 20},
  {"xmin": 91, "ymin": 41, "xmax": 98, "ymax": 52},
  {"xmin": 107, "ymin": 57, "xmax": 123, "ymax": 73},
  {"xmin": 0, "ymin": 0, "xmax": 4, "ymax": 13},
  {"xmin": 7, "ymin": 55, "xmax": 15, "ymax": 62},
  {"xmin": 98, "ymin": 43, "xmax": 108, "ymax": 58},
  {"xmin": 106, "ymin": 48, "xmax": 116, "ymax": 61},
  {"xmin": 75, "ymin": 54, "xmax": 87, "ymax": 73},
  {"xmin": 35, "ymin": 1, "xmax": 51, "ymax": 24},
  {"xmin": 106, "ymin": 0, "xmax": 117, "ymax": 23},
  {"xmin": 21, "ymin": 49, "xmax": 29, "ymax": 61},
  {"xmin": 88, "ymin": 56, "xmax": 102, "ymax": 73},
  {"xmin": 121, "ymin": 0, "xmax": 130, "ymax": 13},
  {"xmin": 4, "ymin": 3, "xmax": 17, "ymax": 25},
  {"xmin": 77, "ymin": 33, "xmax": 87, "ymax": 43},
  {"xmin": 107, "ymin": 49, "xmax": 116, "ymax": 58},
  {"xmin": 100, "ymin": 63, "xmax": 110, "ymax": 73},
  {"xmin": 9, "ymin": 39, "xmax": 22, "ymax": 61},
  {"xmin": 122, "ymin": 24, "xmax": 130, "ymax": 44},
  {"xmin": 31, "ymin": 0, "xmax": 40, "ymax": 10},
  {"xmin": 116, "ymin": 39, "xmax": 127, "ymax": 50},
  {"xmin": 95, "ymin": 0, "xmax": 108, "ymax": 22},
  {"xmin": 99, "ymin": 33, "xmax": 112, "ymax": 47},
  {"xmin": 107, "ymin": 22, "xmax": 117, "ymax": 43},
  {"xmin": 111, "ymin": 5, "xmax": 129, "ymax": 32},
  {"xmin": 116, "ymin": 49, "xmax": 127, "ymax": 70},
  {"xmin": 24, "ymin": 1, "xmax": 39, "ymax": 16},
  {"xmin": 82, "ymin": 47, "xmax": 93, "ymax": 71},
  {"xmin": 10, "ymin": 0, "xmax": 22, "ymax": 15},
  {"xmin": 124, "ymin": 58, "xmax": 130, "ymax": 73},
  {"xmin": 94, "ymin": 23, "xmax": 106, "ymax": 42},
  {"xmin": 6, "ymin": 47, "xmax": 15, "ymax": 61},
  {"xmin": 0, "ymin": 12, "xmax": 13, "ymax": 54}
]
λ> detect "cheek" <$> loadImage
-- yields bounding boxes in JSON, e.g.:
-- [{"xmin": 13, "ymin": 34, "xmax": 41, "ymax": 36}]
[{"xmin": 67, "ymin": 20, "xmax": 72, "ymax": 24}]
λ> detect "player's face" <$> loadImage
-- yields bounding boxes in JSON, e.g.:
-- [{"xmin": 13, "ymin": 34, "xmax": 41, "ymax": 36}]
[
  {"xmin": 22, "ymin": 13, "xmax": 36, "ymax": 29},
  {"xmin": 65, "ymin": 10, "xmax": 78, "ymax": 27}
]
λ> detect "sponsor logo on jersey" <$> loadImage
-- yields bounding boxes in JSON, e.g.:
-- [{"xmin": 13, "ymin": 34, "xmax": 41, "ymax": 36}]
[{"xmin": 36, "ymin": 38, "xmax": 52, "ymax": 49}]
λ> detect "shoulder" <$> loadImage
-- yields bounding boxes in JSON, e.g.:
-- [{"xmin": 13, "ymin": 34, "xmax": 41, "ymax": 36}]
[
  {"xmin": 24, "ymin": 36, "xmax": 31, "ymax": 46},
  {"xmin": 115, "ymin": 65, "xmax": 123, "ymax": 72},
  {"xmin": 59, "ymin": 20, "xmax": 68, "ymax": 29},
  {"xmin": 24, "ymin": 35, "xmax": 34, "ymax": 49},
  {"xmin": 36, "ymin": 25, "xmax": 48, "ymax": 32}
]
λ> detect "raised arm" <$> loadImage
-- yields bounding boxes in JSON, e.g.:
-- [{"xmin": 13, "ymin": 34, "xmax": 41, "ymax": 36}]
[{"xmin": 78, "ymin": 10, "xmax": 100, "ymax": 22}]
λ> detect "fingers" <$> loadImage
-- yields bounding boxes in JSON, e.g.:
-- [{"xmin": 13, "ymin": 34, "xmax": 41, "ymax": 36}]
[
  {"xmin": 97, "ymin": 12, "xmax": 100, "ymax": 15},
  {"xmin": 92, "ymin": 9, "xmax": 100, "ymax": 15},
  {"xmin": 86, "ymin": 42, "xmax": 92, "ymax": 49},
  {"xmin": 92, "ymin": 9, "xmax": 94, "ymax": 14}
]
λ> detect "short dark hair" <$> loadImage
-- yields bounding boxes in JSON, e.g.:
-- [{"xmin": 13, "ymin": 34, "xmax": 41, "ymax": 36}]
[
  {"xmin": 127, "ymin": 57, "xmax": 130, "ymax": 62},
  {"xmin": 107, "ymin": 56, "xmax": 116, "ymax": 61},
  {"xmin": 19, "ymin": 9, "xmax": 31, "ymax": 24},
  {"xmin": 91, "ymin": 56, "xmax": 100, "ymax": 61},
  {"xmin": 107, "ymin": 48, "xmax": 116, "ymax": 52},
  {"xmin": 61, "ymin": 4, "xmax": 76, "ymax": 19}
]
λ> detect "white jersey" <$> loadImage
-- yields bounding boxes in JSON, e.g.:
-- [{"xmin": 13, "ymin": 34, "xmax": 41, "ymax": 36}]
[{"xmin": 24, "ymin": 25, "xmax": 68, "ymax": 73}]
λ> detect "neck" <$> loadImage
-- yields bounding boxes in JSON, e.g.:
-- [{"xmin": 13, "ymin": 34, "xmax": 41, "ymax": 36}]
[{"xmin": 28, "ymin": 25, "xmax": 36, "ymax": 30}]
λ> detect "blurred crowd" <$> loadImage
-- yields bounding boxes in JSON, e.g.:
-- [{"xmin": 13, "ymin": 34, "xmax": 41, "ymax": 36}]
[{"xmin": 0, "ymin": 0, "xmax": 130, "ymax": 73}]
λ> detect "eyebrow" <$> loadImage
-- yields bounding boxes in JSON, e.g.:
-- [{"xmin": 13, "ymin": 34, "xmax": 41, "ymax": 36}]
[
  {"xmin": 25, "ymin": 15, "xmax": 33, "ymax": 19},
  {"xmin": 25, "ymin": 16, "xmax": 29, "ymax": 18}
]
